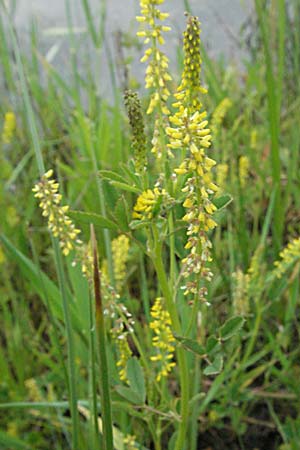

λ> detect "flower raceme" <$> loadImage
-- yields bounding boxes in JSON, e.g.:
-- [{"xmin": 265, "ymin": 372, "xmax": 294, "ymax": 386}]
[
  {"xmin": 124, "ymin": 90, "xmax": 147, "ymax": 174},
  {"xmin": 136, "ymin": 0, "xmax": 172, "ymax": 158},
  {"xmin": 174, "ymin": 15, "xmax": 207, "ymax": 113},
  {"xmin": 150, "ymin": 297, "xmax": 175, "ymax": 382},
  {"xmin": 136, "ymin": 0, "xmax": 172, "ymax": 115},
  {"xmin": 273, "ymin": 237, "xmax": 300, "ymax": 278},
  {"xmin": 168, "ymin": 15, "xmax": 218, "ymax": 301},
  {"xmin": 211, "ymin": 97, "xmax": 232, "ymax": 138},
  {"xmin": 32, "ymin": 170, "xmax": 81, "ymax": 256}
]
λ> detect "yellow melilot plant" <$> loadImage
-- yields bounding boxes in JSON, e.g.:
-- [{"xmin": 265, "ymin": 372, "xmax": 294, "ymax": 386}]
[{"xmin": 32, "ymin": 4, "xmax": 225, "ymax": 449}]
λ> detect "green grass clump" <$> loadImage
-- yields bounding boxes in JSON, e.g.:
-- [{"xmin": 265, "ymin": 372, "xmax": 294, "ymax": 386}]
[{"xmin": 1, "ymin": 0, "xmax": 300, "ymax": 449}]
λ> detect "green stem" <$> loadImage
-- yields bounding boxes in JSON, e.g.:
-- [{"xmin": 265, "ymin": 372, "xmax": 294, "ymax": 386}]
[
  {"xmin": 90, "ymin": 147, "xmax": 115, "ymax": 286},
  {"xmin": 140, "ymin": 253, "xmax": 150, "ymax": 321},
  {"xmin": 91, "ymin": 225, "xmax": 114, "ymax": 450},
  {"xmin": 88, "ymin": 291, "xmax": 102, "ymax": 450},
  {"xmin": 53, "ymin": 239, "xmax": 80, "ymax": 449},
  {"xmin": 190, "ymin": 357, "xmax": 200, "ymax": 450},
  {"xmin": 152, "ymin": 225, "xmax": 189, "ymax": 450},
  {"xmin": 241, "ymin": 305, "xmax": 262, "ymax": 366},
  {"xmin": 168, "ymin": 212, "xmax": 176, "ymax": 289}
]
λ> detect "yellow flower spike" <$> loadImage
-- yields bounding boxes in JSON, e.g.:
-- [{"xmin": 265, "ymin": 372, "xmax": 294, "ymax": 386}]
[
  {"xmin": 273, "ymin": 237, "xmax": 300, "ymax": 278},
  {"xmin": 1, "ymin": 112, "xmax": 16, "ymax": 144},
  {"xmin": 211, "ymin": 97, "xmax": 232, "ymax": 137},
  {"xmin": 232, "ymin": 270, "xmax": 250, "ymax": 316},
  {"xmin": 239, "ymin": 155, "xmax": 250, "ymax": 187},
  {"xmin": 168, "ymin": 15, "xmax": 219, "ymax": 302},
  {"xmin": 109, "ymin": 235, "xmax": 130, "ymax": 294},
  {"xmin": 116, "ymin": 336, "xmax": 132, "ymax": 382},
  {"xmin": 137, "ymin": 0, "xmax": 172, "ymax": 127},
  {"xmin": 150, "ymin": 297, "xmax": 175, "ymax": 382},
  {"xmin": 33, "ymin": 171, "xmax": 81, "ymax": 257}
]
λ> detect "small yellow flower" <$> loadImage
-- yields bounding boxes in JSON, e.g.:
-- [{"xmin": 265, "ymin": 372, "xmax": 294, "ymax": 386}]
[
  {"xmin": 132, "ymin": 188, "xmax": 165, "ymax": 220},
  {"xmin": 32, "ymin": 170, "xmax": 81, "ymax": 256},
  {"xmin": 2, "ymin": 112, "xmax": 16, "ymax": 144},
  {"xmin": 150, "ymin": 297, "xmax": 176, "ymax": 382},
  {"xmin": 124, "ymin": 434, "xmax": 138, "ymax": 450}
]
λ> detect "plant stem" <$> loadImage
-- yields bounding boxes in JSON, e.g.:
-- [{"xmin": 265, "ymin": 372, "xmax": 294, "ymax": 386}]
[
  {"xmin": 53, "ymin": 239, "xmax": 80, "ymax": 449},
  {"xmin": 190, "ymin": 357, "xmax": 200, "ymax": 450},
  {"xmin": 91, "ymin": 225, "xmax": 114, "ymax": 450},
  {"xmin": 241, "ymin": 305, "xmax": 262, "ymax": 366},
  {"xmin": 88, "ymin": 291, "xmax": 102, "ymax": 450},
  {"xmin": 152, "ymin": 225, "xmax": 189, "ymax": 450}
]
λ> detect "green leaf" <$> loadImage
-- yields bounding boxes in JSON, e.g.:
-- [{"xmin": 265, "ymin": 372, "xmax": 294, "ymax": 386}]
[
  {"xmin": 130, "ymin": 219, "xmax": 151, "ymax": 230},
  {"xmin": 120, "ymin": 162, "xmax": 141, "ymax": 186},
  {"xmin": 206, "ymin": 335, "xmax": 221, "ymax": 354},
  {"xmin": 69, "ymin": 210, "xmax": 118, "ymax": 230},
  {"xmin": 126, "ymin": 358, "xmax": 146, "ymax": 403},
  {"xmin": 0, "ymin": 234, "xmax": 63, "ymax": 320},
  {"xmin": 213, "ymin": 194, "xmax": 233, "ymax": 210},
  {"xmin": 203, "ymin": 354, "xmax": 224, "ymax": 376},
  {"xmin": 98, "ymin": 169, "xmax": 126, "ymax": 184},
  {"xmin": 219, "ymin": 316, "xmax": 245, "ymax": 341},
  {"xmin": 114, "ymin": 386, "xmax": 143, "ymax": 405},
  {"xmin": 174, "ymin": 334, "xmax": 206, "ymax": 356},
  {"xmin": 109, "ymin": 180, "xmax": 140, "ymax": 194},
  {"xmin": 113, "ymin": 196, "xmax": 130, "ymax": 231},
  {"xmin": 0, "ymin": 235, "xmax": 84, "ymax": 332}
]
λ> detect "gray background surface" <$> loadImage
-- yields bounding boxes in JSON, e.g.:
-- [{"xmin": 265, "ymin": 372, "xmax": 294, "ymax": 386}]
[{"xmin": 12, "ymin": 0, "xmax": 253, "ymax": 96}]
